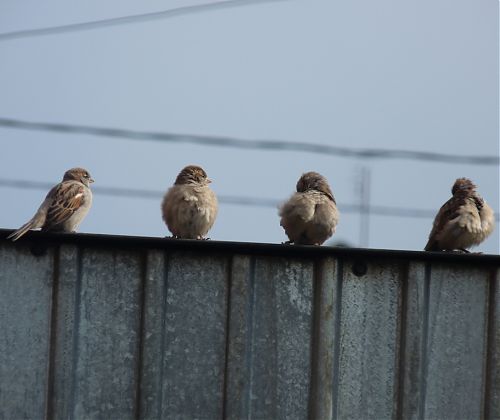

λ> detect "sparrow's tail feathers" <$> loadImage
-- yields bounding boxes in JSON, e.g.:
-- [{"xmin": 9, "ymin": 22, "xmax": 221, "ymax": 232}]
[{"xmin": 7, "ymin": 220, "xmax": 36, "ymax": 241}]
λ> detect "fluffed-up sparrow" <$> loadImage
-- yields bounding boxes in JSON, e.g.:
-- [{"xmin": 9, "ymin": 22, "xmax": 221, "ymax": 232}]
[
  {"xmin": 424, "ymin": 177, "xmax": 495, "ymax": 252},
  {"xmin": 279, "ymin": 171, "xmax": 339, "ymax": 245},
  {"xmin": 161, "ymin": 165, "xmax": 218, "ymax": 240},
  {"xmin": 8, "ymin": 167, "xmax": 94, "ymax": 241}
]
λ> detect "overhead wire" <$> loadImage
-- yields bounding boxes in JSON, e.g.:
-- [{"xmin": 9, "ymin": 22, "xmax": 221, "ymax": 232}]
[
  {"xmin": 1, "ymin": 177, "xmax": 498, "ymax": 221},
  {"xmin": 0, "ymin": 0, "xmax": 289, "ymax": 42},
  {"xmin": 0, "ymin": 1, "xmax": 495, "ymax": 166},
  {"xmin": 2, "ymin": 2, "xmax": 497, "ymax": 238},
  {"xmin": 0, "ymin": 117, "xmax": 497, "ymax": 165}
]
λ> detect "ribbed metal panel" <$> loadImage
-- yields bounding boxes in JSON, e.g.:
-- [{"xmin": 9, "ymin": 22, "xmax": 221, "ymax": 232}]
[{"xmin": 0, "ymin": 229, "xmax": 498, "ymax": 420}]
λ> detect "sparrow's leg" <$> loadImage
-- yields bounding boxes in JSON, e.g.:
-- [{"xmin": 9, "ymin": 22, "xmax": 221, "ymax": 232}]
[{"xmin": 458, "ymin": 248, "xmax": 470, "ymax": 253}]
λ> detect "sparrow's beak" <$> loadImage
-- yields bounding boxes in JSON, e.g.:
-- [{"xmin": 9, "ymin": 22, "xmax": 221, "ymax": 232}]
[
  {"xmin": 207, "ymin": 178, "xmax": 212, "ymax": 184},
  {"xmin": 89, "ymin": 178, "xmax": 95, "ymax": 183}
]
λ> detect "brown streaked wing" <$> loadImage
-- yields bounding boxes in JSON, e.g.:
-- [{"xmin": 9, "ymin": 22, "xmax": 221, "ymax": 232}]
[
  {"xmin": 45, "ymin": 182, "xmax": 85, "ymax": 227},
  {"xmin": 322, "ymin": 187, "xmax": 336, "ymax": 204},
  {"xmin": 426, "ymin": 195, "xmax": 465, "ymax": 248}
]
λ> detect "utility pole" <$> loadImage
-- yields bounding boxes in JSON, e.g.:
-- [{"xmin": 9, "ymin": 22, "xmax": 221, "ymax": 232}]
[{"xmin": 359, "ymin": 166, "xmax": 371, "ymax": 247}]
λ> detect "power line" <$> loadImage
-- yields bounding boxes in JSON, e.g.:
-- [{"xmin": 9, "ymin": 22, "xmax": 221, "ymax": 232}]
[
  {"xmin": 1, "ymin": 177, "xmax": 497, "ymax": 221},
  {"xmin": 0, "ymin": 0, "xmax": 289, "ymax": 42},
  {"xmin": 0, "ymin": 117, "xmax": 497, "ymax": 165}
]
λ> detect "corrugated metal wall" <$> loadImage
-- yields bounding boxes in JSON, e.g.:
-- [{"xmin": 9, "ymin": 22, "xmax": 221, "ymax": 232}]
[{"xmin": 0, "ymin": 230, "xmax": 499, "ymax": 420}]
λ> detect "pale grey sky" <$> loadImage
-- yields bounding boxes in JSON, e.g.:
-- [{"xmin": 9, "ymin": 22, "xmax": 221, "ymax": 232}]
[{"xmin": 0, "ymin": 0, "xmax": 498, "ymax": 252}]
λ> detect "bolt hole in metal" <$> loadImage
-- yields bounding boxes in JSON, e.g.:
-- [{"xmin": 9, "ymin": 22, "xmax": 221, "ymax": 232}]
[{"xmin": 351, "ymin": 260, "xmax": 368, "ymax": 277}]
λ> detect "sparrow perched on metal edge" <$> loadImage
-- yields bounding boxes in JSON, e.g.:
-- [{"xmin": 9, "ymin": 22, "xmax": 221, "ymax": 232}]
[
  {"xmin": 161, "ymin": 165, "xmax": 218, "ymax": 240},
  {"xmin": 424, "ymin": 178, "xmax": 495, "ymax": 252},
  {"xmin": 8, "ymin": 167, "xmax": 94, "ymax": 241},
  {"xmin": 279, "ymin": 171, "xmax": 339, "ymax": 245}
]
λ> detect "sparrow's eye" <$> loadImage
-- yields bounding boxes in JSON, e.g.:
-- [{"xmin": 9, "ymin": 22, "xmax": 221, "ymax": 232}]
[{"xmin": 84, "ymin": 174, "xmax": 89, "ymax": 178}]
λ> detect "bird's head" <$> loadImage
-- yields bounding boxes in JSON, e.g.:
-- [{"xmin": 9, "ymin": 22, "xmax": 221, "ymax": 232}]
[
  {"xmin": 296, "ymin": 171, "xmax": 335, "ymax": 202},
  {"xmin": 451, "ymin": 177, "xmax": 476, "ymax": 196},
  {"xmin": 63, "ymin": 167, "xmax": 94, "ymax": 187},
  {"xmin": 174, "ymin": 165, "xmax": 211, "ymax": 186}
]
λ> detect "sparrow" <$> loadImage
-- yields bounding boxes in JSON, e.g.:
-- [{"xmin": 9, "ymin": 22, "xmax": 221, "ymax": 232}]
[
  {"xmin": 424, "ymin": 177, "xmax": 495, "ymax": 252},
  {"xmin": 8, "ymin": 167, "xmax": 94, "ymax": 241},
  {"xmin": 161, "ymin": 165, "xmax": 218, "ymax": 240},
  {"xmin": 279, "ymin": 171, "xmax": 339, "ymax": 245}
]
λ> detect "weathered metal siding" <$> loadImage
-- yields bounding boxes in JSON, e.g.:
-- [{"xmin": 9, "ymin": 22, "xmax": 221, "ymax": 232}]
[{"xmin": 0, "ymin": 231, "xmax": 498, "ymax": 420}]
